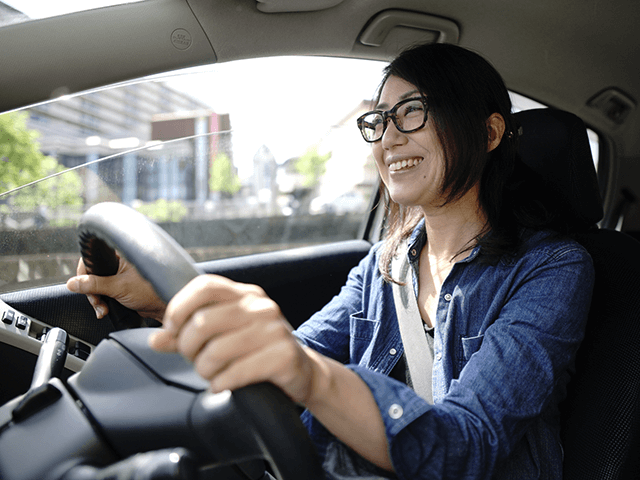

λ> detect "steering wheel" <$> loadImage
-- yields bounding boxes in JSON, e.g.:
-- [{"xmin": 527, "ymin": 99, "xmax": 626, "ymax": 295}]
[{"xmin": 74, "ymin": 202, "xmax": 324, "ymax": 480}]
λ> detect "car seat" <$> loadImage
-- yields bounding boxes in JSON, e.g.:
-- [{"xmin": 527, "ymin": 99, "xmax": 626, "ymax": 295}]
[{"xmin": 514, "ymin": 108, "xmax": 640, "ymax": 480}]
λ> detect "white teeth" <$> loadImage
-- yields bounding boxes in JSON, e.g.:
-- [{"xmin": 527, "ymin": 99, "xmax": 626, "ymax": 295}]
[{"xmin": 389, "ymin": 157, "xmax": 423, "ymax": 171}]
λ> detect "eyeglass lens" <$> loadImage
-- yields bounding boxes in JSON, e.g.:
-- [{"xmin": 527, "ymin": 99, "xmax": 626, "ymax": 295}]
[{"xmin": 359, "ymin": 98, "xmax": 427, "ymax": 142}]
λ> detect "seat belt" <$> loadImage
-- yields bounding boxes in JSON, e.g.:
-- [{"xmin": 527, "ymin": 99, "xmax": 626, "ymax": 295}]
[{"xmin": 391, "ymin": 248, "xmax": 434, "ymax": 404}]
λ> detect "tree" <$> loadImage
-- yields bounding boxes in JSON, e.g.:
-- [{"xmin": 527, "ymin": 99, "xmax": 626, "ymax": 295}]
[
  {"xmin": 0, "ymin": 112, "xmax": 47, "ymax": 190},
  {"xmin": 0, "ymin": 112, "xmax": 82, "ymax": 224},
  {"xmin": 209, "ymin": 153, "xmax": 241, "ymax": 197},
  {"xmin": 295, "ymin": 145, "xmax": 331, "ymax": 188},
  {"xmin": 135, "ymin": 199, "xmax": 187, "ymax": 223}
]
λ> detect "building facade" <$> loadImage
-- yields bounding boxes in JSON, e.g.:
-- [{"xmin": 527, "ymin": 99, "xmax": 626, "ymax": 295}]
[{"xmin": 25, "ymin": 80, "xmax": 232, "ymax": 207}]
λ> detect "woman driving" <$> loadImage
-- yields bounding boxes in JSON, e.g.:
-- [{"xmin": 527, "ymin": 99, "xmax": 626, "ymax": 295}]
[{"xmin": 67, "ymin": 43, "xmax": 594, "ymax": 479}]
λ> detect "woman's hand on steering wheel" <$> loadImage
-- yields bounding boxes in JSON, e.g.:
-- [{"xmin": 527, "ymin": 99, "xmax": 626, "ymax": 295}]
[
  {"xmin": 66, "ymin": 254, "xmax": 166, "ymax": 322},
  {"xmin": 149, "ymin": 275, "xmax": 322, "ymax": 405}
]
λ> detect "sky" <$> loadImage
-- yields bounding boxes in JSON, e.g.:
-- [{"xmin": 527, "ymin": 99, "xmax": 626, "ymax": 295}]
[
  {"xmin": 2, "ymin": 0, "xmax": 143, "ymax": 18},
  {"xmin": 161, "ymin": 57, "xmax": 386, "ymax": 167}
]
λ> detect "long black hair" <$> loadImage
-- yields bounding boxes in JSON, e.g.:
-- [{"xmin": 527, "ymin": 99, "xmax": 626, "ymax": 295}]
[{"xmin": 377, "ymin": 43, "xmax": 551, "ymax": 281}]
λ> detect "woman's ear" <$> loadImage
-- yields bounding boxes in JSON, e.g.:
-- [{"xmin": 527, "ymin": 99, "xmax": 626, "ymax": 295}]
[{"xmin": 486, "ymin": 113, "xmax": 506, "ymax": 152}]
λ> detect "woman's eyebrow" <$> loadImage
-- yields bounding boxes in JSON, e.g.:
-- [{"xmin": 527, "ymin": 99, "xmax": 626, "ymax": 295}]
[{"xmin": 376, "ymin": 90, "xmax": 421, "ymax": 110}]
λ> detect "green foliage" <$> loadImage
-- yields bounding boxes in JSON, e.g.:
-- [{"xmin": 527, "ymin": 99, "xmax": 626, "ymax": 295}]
[
  {"xmin": 135, "ymin": 199, "xmax": 188, "ymax": 223},
  {"xmin": 295, "ymin": 145, "xmax": 331, "ymax": 188},
  {"xmin": 209, "ymin": 153, "xmax": 241, "ymax": 197},
  {"xmin": 0, "ymin": 112, "xmax": 48, "ymax": 191},
  {"xmin": 0, "ymin": 112, "xmax": 83, "ymax": 215}
]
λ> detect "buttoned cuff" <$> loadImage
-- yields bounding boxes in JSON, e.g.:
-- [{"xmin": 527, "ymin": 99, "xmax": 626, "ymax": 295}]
[{"xmin": 346, "ymin": 365, "xmax": 432, "ymax": 439}]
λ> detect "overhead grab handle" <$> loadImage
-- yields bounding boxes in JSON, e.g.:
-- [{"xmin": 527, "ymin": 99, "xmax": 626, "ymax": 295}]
[{"xmin": 359, "ymin": 10, "xmax": 460, "ymax": 47}]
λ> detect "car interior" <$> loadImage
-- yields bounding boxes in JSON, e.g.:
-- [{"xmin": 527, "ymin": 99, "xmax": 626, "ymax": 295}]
[{"xmin": 0, "ymin": 1, "xmax": 639, "ymax": 479}]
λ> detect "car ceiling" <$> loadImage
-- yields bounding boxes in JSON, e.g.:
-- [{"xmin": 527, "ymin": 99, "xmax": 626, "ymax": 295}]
[{"xmin": 1, "ymin": 0, "xmax": 639, "ymax": 225}]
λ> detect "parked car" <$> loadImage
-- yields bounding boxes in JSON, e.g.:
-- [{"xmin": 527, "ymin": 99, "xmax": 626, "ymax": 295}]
[{"xmin": 0, "ymin": 1, "xmax": 639, "ymax": 479}]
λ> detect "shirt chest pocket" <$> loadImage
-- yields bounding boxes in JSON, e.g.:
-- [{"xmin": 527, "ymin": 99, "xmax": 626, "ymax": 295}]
[
  {"xmin": 349, "ymin": 312, "xmax": 380, "ymax": 365},
  {"xmin": 461, "ymin": 334, "xmax": 485, "ymax": 363}
]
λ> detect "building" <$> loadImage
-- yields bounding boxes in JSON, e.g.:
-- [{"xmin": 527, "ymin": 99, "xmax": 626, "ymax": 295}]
[
  {"xmin": 270, "ymin": 99, "xmax": 379, "ymax": 215},
  {"xmin": 24, "ymin": 80, "xmax": 232, "ymax": 207},
  {"xmin": 317, "ymin": 100, "xmax": 378, "ymax": 199}
]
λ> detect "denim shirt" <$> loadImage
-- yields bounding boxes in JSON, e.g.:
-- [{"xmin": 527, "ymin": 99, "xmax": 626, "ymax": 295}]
[{"xmin": 294, "ymin": 221, "xmax": 595, "ymax": 480}]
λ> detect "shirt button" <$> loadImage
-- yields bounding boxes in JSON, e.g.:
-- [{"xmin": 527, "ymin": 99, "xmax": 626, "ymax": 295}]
[
  {"xmin": 388, "ymin": 404, "xmax": 403, "ymax": 419},
  {"xmin": 444, "ymin": 293, "xmax": 452, "ymax": 301},
  {"xmin": 410, "ymin": 248, "xmax": 417, "ymax": 257},
  {"xmin": 389, "ymin": 348, "xmax": 397, "ymax": 356},
  {"xmin": 436, "ymin": 352, "xmax": 442, "ymax": 361}
]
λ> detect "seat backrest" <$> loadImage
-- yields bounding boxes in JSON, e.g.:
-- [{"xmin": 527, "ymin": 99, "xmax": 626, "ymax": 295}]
[{"xmin": 515, "ymin": 108, "xmax": 640, "ymax": 480}]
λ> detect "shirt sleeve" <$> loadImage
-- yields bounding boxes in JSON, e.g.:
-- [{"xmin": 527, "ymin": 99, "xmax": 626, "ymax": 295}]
[{"xmin": 348, "ymin": 243, "xmax": 594, "ymax": 480}]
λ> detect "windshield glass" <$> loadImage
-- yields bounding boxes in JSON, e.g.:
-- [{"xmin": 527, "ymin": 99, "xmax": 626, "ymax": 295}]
[
  {"xmin": 0, "ymin": 0, "xmax": 144, "ymax": 27},
  {"xmin": 0, "ymin": 56, "xmax": 601, "ymax": 294},
  {"xmin": 0, "ymin": 56, "xmax": 387, "ymax": 293}
]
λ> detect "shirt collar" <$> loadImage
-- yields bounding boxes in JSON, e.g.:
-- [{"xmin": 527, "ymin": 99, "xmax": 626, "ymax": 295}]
[{"xmin": 406, "ymin": 217, "xmax": 482, "ymax": 264}]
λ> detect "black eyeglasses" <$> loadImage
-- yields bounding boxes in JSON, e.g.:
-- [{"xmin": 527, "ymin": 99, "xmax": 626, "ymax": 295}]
[{"xmin": 356, "ymin": 97, "xmax": 429, "ymax": 143}]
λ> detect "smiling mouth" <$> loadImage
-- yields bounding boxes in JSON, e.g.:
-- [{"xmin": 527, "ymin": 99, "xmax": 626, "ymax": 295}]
[{"xmin": 388, "ymin": 157, "xmax": 424, "ymax": 172}]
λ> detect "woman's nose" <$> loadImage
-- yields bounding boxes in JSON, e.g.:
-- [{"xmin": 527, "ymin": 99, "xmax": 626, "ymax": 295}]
[{"xmin": 381, "ymin": 118, "xmax": 406, "ymax": 149}]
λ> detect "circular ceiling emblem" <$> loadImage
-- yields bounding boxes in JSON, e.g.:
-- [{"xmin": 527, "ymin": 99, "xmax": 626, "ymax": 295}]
[{"xmin": 171, "ymin": 29, "xmax": 192, "ymax": 50}]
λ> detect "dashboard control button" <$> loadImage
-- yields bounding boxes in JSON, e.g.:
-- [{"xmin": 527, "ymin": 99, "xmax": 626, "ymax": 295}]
[
  {"xmin": 2, "ymin": 309, "xmax": 15, "ymax": 325},
  {"xmin": 16, "ymin": 316, "xmax": 29, "ymax": 330}
]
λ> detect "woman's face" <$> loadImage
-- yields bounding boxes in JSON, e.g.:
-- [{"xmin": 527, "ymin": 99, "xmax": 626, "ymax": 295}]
[{"xmin": 372, "ymin": 76, "xmax": 446, "ymax": 210}]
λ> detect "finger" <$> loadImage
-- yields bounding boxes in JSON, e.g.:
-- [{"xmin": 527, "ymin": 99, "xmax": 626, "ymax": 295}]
[
  {"xmin": 192, "ymin": 317, "xmax": 291, "ymax": 379},
  {"xmin": 176, "ymin": 295, "xmax": 282, "ymax": 360},
  {"xmin": 207, "ymin": 338, "xmax": 310, "ymax": 403},
  {"xmin": 88, "ymin": 294, "xmax": 108, "ymax": 312},
  {"xmin": 67, "ymin": 273, "xmax": 110, "ymax": 318},
  {"xmin": 149, "ymin": 329, "xmax": 179, "ymax": 352},
  {"xmin": 163, "ymin": 275, "xmax": 263, "ymax": 334},
  {"xmin": 66, "ymin": 274, "xmax": 120, "ymax": 318},
  {"xmin": 85, "ymin": 293, "xmax": 109, "ymax": 319},
  {"xmin": 76, "ymin": 257, "xmax": 88, "ymax": 276},
  {"xmin": 66, "ymin": 273, "xmax": 119, "ymax": 297}
]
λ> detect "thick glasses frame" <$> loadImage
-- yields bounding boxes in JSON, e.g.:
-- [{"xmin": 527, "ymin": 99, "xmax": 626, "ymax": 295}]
[{"xmin": 356, "ymin": 97, "xmax": 429, "ymax": 143}]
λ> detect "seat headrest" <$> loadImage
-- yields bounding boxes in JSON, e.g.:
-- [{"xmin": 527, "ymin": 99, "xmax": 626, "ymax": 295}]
[{"xmin": 514, "ymin": 108, "xmax": 604, "ymax": 229}]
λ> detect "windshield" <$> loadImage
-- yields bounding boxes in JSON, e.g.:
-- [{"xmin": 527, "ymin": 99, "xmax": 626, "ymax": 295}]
[
  {"xmin": 0, "ymin": 56, "xmax": 387, "ymax": 294},
  {"xmin": 0, "ymin": 0, "xmax": 144, "ymax": 27},
  {"xmin": 0, "ymin": 131, "xmax": 378, "ymax": 293},
  {"xmin": 0, "ymin": 56, "xmax": 601, "ymax": 294}
]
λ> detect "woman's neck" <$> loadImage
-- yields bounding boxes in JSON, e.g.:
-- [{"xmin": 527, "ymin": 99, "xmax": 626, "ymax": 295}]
[{"xmin": 420, "ymin": 186, "xmax": 487, "ymax": 263}]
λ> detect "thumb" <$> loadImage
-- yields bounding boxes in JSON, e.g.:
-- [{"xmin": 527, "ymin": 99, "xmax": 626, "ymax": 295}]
[
  {"xmin": 66, "ymin": 274, "xmax": 118, "ymax": 297},
  {"xmin": 67, "ymin": 274, "xmax": 117, "ymax": 319}
]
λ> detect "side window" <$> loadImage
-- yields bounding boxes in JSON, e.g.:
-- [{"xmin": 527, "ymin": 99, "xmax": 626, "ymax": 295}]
[{"xmin": 0, "ymin": 57, "xmax": 385, "ymax": 292}]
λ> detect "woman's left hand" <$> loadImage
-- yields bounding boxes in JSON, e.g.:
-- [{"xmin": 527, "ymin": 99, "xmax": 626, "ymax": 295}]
[{"xmin": 149, "ymin": 274, "xmax": 318, "ymax": 404}]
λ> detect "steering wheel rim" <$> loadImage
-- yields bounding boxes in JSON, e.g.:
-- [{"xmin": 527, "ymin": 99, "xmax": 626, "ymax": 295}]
[{"xmin": 77, "ymin": 201, "xmax": 324, "ymax": 480}]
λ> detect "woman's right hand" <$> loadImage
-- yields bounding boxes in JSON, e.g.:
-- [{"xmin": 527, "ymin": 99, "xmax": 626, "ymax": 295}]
[{"xmin": 66, "ymin": 253, "xmax": 166, "ymax": 322}]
